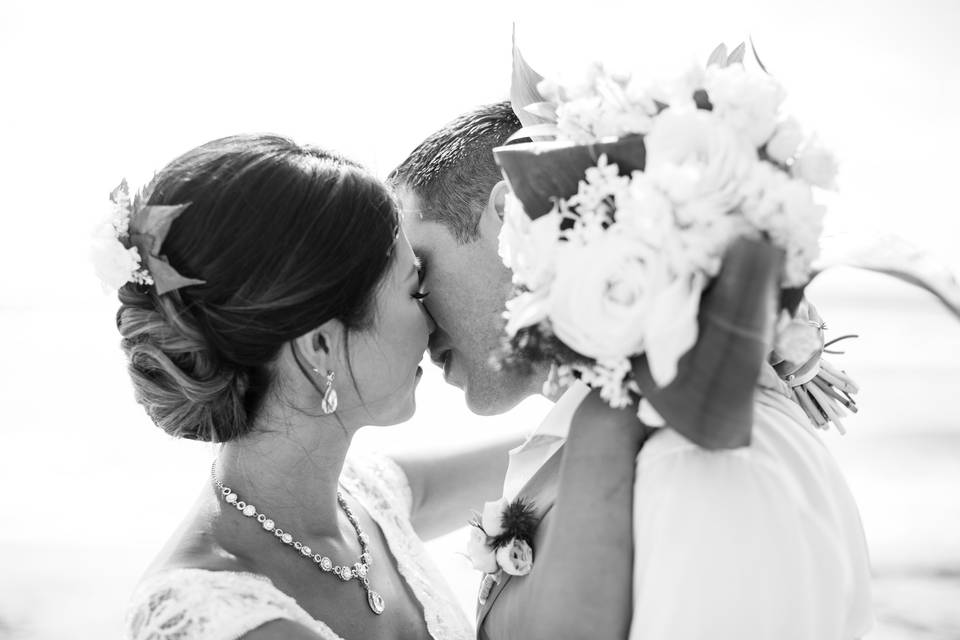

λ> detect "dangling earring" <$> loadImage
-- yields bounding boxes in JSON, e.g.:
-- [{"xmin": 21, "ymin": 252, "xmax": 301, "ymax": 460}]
[{"xmin": 313, "ymin": 368, "xmax": 338, "ymax": 414}]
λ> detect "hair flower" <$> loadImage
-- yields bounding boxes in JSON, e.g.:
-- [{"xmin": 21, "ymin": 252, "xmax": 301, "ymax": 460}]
[{"xmin": 91, "ymin": 179, "xmax": 206, "ymax": 294}]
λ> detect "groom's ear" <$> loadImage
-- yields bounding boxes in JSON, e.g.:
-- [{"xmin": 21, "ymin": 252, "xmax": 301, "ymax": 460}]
[
  {"xmin": 477, "ymin": 180, "xmax": 509, "ymax": 246},
  {"xmin": 487, "ymin": 180, "xmax": 510, "ymax": 221},
  {"xmin": 478, "ymin": 180, "xmax": 509, "ymax": 248}
]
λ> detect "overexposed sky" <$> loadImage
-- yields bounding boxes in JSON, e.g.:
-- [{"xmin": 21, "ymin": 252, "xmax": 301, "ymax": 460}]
[{"xmin": 1, "ymin": 0, "xmax": 958, "ymax": 307}]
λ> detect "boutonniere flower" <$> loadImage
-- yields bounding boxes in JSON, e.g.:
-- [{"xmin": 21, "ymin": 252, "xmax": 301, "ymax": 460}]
[{"xmin": 466, "ymin": 497, "xmax": 538, "ymax": 578}]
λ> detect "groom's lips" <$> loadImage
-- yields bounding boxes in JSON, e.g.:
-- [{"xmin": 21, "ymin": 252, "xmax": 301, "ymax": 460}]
[
  {"xmin": 431, "ymin": 350, "xmax": 454, "ymax": 381},
  {"xmin": 430, "ymin": 349, "xmax": 450, "ymax": 370}
]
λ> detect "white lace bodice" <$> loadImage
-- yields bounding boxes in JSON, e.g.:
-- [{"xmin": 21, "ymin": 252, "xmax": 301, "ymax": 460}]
[{"xmin": 126, "ymin": 452, "xmax": 473, "ymax": 640}]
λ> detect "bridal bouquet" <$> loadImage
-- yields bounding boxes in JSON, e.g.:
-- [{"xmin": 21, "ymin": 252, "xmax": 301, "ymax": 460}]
[{"xmin": 496, "ymin": 43, "xmax": 842, "ymax": 428}]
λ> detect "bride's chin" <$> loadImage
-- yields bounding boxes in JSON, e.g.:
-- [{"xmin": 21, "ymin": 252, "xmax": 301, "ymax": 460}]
[{"xmin": 368, "ymin": 375, "xmax": 421, "ymax": 427}]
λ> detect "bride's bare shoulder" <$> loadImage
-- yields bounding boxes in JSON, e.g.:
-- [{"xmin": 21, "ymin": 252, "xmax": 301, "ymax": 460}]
[{"xmin": 142, "ymin": 490, "xmax": 257, "ymax": 578}]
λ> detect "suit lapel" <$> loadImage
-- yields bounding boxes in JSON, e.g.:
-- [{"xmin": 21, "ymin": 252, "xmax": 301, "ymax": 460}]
[{"xmin": 476, "ymin": 443, "xmax": 566, "ymax": 631}]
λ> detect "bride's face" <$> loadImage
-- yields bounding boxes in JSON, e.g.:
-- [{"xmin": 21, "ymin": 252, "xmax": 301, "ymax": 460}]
[{"xmin": 332, "ymin": 231, "xmax": 433, "ymax": 426}]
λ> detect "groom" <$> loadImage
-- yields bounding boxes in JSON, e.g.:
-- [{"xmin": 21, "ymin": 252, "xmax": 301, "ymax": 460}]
[{"xmin": 390, "ymin": 102, "xmax": 873, "ymax": 640}]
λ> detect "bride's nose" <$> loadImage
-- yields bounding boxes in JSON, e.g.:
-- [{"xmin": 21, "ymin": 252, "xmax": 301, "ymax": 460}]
[{"xmin": 419, "ymin": 298, "xmax": 437, "ymax": 335}]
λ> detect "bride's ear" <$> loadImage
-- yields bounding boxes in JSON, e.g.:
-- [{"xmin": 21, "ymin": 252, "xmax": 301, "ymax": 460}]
[
  {"xmin": 290, "ymin": 322, "xmax": 341, "ymax": 380},
  {"xmin": 478, "ymin": 180, "xmax": 510, "ymax": 241}
]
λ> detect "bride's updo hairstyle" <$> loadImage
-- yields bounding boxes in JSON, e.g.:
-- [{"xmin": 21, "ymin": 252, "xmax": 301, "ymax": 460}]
[{"xmin": 117, "ymin": 134, "xmax": 399, "ymax": 442}]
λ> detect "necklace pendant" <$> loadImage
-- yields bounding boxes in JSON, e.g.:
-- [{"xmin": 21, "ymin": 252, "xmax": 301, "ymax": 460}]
[{"xmin": 367, "ymin": 589, "xmax": 385, "ymax": 615}]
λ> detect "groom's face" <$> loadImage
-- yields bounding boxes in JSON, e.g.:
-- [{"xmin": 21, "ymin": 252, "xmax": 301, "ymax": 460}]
[{"xmin": 400, "ymin": 188, "xmax": 538, "ymax": 415}]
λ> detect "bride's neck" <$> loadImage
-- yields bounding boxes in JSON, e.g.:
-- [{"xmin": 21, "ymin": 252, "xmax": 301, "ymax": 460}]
[{"xmin": 214, "ymin": 402, "xmax": 358, "ymax": 540}]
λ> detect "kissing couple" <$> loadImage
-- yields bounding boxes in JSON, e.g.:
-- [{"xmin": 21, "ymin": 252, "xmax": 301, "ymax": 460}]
[{"xmin": 112, "ymin": 89, "xmax": 873, "ymax": 640}]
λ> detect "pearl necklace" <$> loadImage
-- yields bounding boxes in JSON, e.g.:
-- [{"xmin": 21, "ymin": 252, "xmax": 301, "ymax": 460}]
[{"xmin": 211, "ymin": 461, "xmax": 386, "ymax": 615}]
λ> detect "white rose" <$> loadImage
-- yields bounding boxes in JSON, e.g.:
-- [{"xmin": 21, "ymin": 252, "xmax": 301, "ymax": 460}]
[
  {"xmin": 547, "ymin": 231, "xmax": 669, "ymax": 362},
  {"xmin": 481, "ymin": 498, "xmax": 508, "ymax": 538},
  {"xmin": 498, "ymin": 193, "xmax": 561, "ymax": 290},
  {"xmin": 704, "ymin": 64, "xmax": 785, "ymax": 147},
  {"xmin": 645, "ymin": 65, "xmax": 706, "ymax": 111},
  {"xmin": 615, "ymin": 173, "xmax": 675, "ymax": 247},
  {"xmin": 591, "ymin": 105, "xmax": 654, "ymax": 138},
  {"xmin": 792, "ymin": 143, "xmax": 838, "ymax": 190},
  {"xmin": 644, "ymin": 108, "xmax": 756, "ymax": 226},
  {"xmin": 615, "ymin": 174, "xmax": 726, "ymax": 281},
  {"xmin": 765, "ymin": 117, "xmax": 805, "ymax": 164},
  {"xmin": 91, "ymin": 235, "xmax": 143, "ymax": 291},
  {"xmin": 495, "ymin": 538, "xmax": 534, "ymax": 577},
  {"xmin": 466, "ymin": 526, "xmax": 498, "ymax": 574}
]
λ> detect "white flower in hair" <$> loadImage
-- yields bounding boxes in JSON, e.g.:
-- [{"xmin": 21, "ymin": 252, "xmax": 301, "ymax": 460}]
[
  {"xmin": 91, "ymin": 186, "xmax": 153, "ymax": 291},
  {"xmin": 91, "ymin": 235, "xmax": 152, "ymax": 291},
  {"xmin": 91, "ymin": 179, "xmax": 206, "ymax": 294}
]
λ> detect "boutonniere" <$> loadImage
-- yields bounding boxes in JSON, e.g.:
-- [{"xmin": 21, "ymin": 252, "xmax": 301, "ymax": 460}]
[{"xmin": 466, "ymin": 497, "xmax": 537, "ymax": 578}]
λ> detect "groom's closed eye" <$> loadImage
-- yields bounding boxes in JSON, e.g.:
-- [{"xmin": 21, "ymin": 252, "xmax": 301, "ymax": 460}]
[{"xmin": 412, "ymin": 256, "xmax": 431, "ymax": 302}]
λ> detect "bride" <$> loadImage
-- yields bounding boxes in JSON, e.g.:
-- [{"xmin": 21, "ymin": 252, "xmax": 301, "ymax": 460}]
[{"xmin": 113, "ymin": 134, "xmax": 645, "ymax": 640}]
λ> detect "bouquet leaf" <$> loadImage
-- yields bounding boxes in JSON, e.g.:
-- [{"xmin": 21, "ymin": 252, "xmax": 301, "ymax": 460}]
[
  {"xmin": 523, "ymin": 101, "xmax": 559, "ymax": 123},
  {"xmin": 749, "ymin": 35, "xmax": 770, "ymax": 73},
  {"xmin": 510, "ymin": 25, "xmax": 551, "ymax": 129},
  {"xmin": 815, "ymin": 233, "xmax": 960, "ymax": 321},
  {"xmin": 506, "ymin": 123, "xmax": 562, "ymax": 143},
  {"xmin": 706, "ymin": 43, "xmax": 728, "ymax": 67},
  {"xmin": 727, "ymin": 42, "xmax": 746, "ymax": 64},
  {"xmin": 494, "ymin": 135, "xmax": 646, "ymax": 218}
]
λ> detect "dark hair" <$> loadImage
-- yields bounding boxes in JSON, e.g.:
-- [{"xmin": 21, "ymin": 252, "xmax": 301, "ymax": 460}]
[
  {"xmin": 117, "ymin": 134, "xmax": 399, "ymax": 442},
  {"xmin": 387, "ymin": 101, "xmax": 522, "ymax": 243}
]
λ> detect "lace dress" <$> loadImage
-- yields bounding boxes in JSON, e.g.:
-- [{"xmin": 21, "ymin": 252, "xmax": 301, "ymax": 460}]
[{"xmin": 125, "ymin": 453, "xmax": 473, "ymax": 640}]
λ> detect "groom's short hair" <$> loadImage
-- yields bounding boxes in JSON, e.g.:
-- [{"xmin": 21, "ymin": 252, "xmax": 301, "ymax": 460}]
[{"xmin": 388, "ymin": 101, "xmax": 522, "ymax": 243}]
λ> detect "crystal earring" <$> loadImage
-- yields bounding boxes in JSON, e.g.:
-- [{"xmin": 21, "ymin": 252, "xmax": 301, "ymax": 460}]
[{"xmin": 313, "ymin": 368, "xmax": 338, "ymax": 414}]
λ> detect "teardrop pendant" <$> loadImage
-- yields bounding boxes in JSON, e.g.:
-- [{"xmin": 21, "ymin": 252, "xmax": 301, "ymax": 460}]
[
  {"xmin": 321, "ymin": 385, "xmax": 338, "ymax": 414},
  {"xmin": 367, "ymin": 589, "xmax": 385, "ymax": 614},
  {"xmin": 320, "ymin": 378, "xmax": 338, "ymax": 415}
]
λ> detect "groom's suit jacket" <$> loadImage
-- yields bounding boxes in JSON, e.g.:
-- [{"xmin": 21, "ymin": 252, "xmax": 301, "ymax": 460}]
[
  {"xmin": 475, "ymin": 383, "xmax": 589, "ymax": 640},
  {"xmin": 475, "ymin": 374, "xmax": 875, "ymax": 640}
]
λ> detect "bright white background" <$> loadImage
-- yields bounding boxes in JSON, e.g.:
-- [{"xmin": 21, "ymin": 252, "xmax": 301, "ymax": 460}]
[{"xmin": 1, "ymin": 1, "xmax": 958, "ymax": 638}]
